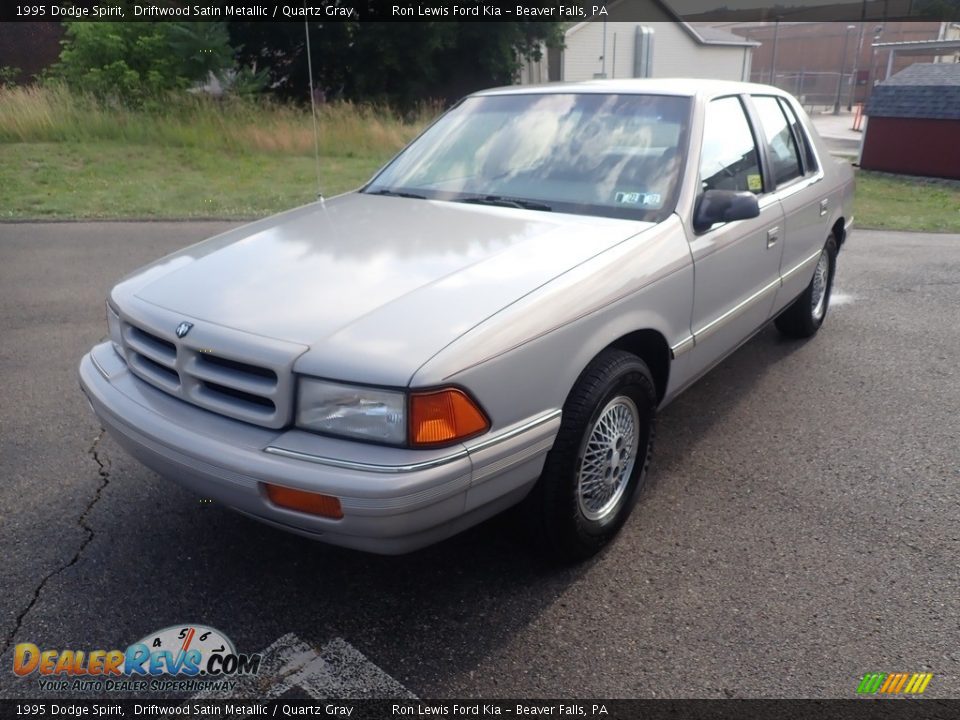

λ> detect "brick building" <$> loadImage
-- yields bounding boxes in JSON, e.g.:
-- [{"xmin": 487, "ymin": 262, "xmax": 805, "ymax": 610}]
[{"xmin": 705, "ymin": 21, "xmax": 958, "ymax": 108}]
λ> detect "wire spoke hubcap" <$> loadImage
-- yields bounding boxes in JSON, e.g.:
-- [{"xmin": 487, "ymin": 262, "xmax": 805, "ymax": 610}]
[
  {"xmin": 577, "ymin": 396, "xmax": 641, "ymax": 522},
  {"xmin": 811, "ymin": 249, "xmax": 829, "ymax": 321}
]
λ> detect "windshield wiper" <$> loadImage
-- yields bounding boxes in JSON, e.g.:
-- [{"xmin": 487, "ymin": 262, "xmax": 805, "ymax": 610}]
[
  {"xmin": 457, "ymin": 195, "xmax": 553, "ymax": 212},
  {"xmin": 367, "ymin": 188, "xmax": 427, "ymax": 199}
]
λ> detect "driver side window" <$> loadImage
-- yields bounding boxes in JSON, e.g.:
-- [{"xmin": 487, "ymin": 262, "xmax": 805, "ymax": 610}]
[
  {"xmin": 700, "ymin": 96, "xmax": 763, "ymax": 195},
  {"xmin": 752, "ymin": 95, "xmax": 803, "ymax": 186}
]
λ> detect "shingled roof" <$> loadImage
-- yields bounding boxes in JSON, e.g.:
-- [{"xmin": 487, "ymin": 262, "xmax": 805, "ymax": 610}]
[{"xmin": 866, "ymin": 63, "xmax": 960, "ymax": 121}]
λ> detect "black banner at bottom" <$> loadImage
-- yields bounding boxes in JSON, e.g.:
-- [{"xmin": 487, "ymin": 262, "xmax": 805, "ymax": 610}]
[{"xmin": 2, "ymin": 699, "xmax": 959, "ymax": 720}]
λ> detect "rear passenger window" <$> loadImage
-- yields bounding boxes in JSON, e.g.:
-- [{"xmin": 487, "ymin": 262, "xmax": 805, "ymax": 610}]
[
  {"xmin": 752, "ymin": 96, "xmax": 803, "ymax": 187},
  {"xmin": 778, "ymin": 97, "xmax": 818, "ymax": 173},
  {"xmin": 700, "ymin": 96, "xmax": 763, "ymax": 195}
]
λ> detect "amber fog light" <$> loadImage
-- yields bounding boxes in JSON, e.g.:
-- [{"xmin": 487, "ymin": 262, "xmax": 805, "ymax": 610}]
[{"xmin": 264, "ymin": 484, "xmax": 343, "ymax": 519}]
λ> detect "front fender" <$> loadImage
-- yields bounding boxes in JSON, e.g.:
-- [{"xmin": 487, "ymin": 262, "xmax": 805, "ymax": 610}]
[{"xmin": 412, "ymin": 216, "xmax": 694, "ymax": 433}]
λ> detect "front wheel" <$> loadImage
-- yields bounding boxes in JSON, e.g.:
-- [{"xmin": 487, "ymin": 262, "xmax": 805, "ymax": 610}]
[
  {"xmin": 528, "ymin": 349, "xmax": 656, "ymax": 561},
  {"xmin": 775, "ymin": 235, "xmax": 838, "ymax": 339}
]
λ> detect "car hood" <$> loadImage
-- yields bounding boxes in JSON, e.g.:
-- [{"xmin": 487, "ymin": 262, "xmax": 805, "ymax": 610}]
[{"xmin": 122, "ymin": 193, "xmax": 653, "ymax": 385}]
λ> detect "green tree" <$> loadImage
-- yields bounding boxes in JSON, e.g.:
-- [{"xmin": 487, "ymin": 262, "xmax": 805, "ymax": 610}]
[
  {"xmin": 228, "ymin": 21, "xmax": 563, "ymax": 108},
  {"xmin": 53, "ymin": 21, "xmax": 233, "ymax": 103}
]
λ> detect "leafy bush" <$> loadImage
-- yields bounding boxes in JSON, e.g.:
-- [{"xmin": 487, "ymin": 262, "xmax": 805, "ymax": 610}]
[
  {"xmin": 52, "ymin": 22, "xmax": 233, "ymax": 104},
  {"xmin": 0, "ymin": 66, "xmax": 20, "ymax": 87}
]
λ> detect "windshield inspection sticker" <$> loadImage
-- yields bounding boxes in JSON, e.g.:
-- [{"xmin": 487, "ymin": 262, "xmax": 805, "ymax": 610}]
[
  {"xmin": 747, "ymin": 174, "xmax": 763, "ymax": 191},
  {"xmin": 615, "ymin": 191, "xmax": 662, "ymax": 208}
]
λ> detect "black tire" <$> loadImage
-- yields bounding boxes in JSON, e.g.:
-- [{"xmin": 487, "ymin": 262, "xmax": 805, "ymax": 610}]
[
  {"xmin": 774, "ymin": 235, "xmax": 838, "ymax": 339},
  {"xmin": 527, "ymin": 349, "xmax": 656, "ymax": 561}
]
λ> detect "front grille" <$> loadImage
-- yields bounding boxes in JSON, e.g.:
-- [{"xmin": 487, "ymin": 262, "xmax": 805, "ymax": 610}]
[
  {"xmin": 197, "ymin": 353, "xmax": 277, "ymax": 381},
  {"xmin": 119, "ymin": 317, "xmax": 291, "ymax": 428},
  {"xmin": 198, "ymin": 380, "xmax": 276, "ymax": 411},
  {"xmin": 130, "ymin": 353, "xmax": 181, "ymax": 389},
  {"xmin": 128, "ymin": 326, "xmax": 176, "ymax": 357}
]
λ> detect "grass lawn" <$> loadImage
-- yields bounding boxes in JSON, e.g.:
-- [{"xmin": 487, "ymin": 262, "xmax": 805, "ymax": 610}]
[
  {"xmin": 0, "ymin": 85, "xmax": 421, "ymax": 220},
  {"xmin": 3, "ymin": 86, "xmax": 957, "ymax": 228},
  {"xmin": 853, "ymin": 170, "xmax": 960, "ymax": 233},
  {"xmin": 2, "ymin": 143, "xmax": 959, "ymax": 232},
  {"xmin": 0, "ymin": 142, "xmax": 385, "ymax": 220}
]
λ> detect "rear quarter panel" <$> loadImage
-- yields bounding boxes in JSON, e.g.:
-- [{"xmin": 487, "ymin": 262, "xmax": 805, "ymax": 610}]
[{"xmin": 796, "ymin": 99, "xmax": 856, "ymax": 239}]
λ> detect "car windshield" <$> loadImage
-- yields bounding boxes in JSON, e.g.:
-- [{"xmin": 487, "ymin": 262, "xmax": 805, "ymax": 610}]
[{"xmin": 365, "ymin": 92, "xmax": 691, "ymax": 222}]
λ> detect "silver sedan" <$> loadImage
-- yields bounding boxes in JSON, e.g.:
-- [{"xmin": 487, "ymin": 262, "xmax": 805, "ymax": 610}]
[{"xmin": 80, "ymin": 79, "xmax": 855, "ymax": 559}]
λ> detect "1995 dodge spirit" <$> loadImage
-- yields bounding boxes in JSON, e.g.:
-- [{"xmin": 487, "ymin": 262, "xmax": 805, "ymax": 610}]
[{"xmin": 80, "ymin": 80, "xmax": 854, "ymax": 559}]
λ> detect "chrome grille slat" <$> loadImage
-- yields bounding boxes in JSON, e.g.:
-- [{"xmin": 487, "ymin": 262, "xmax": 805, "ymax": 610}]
[
  {"xmin": 192, "ymin": 384, "xmax": 277, "ymax": 418},
  {"xmin": 185, "ymin": 356, "xmax": 278, "ymax": 396},
  {"xmin": 196, "ymin": 353, "xmax": 277, "ymax": 381},
  {"xmin": 128, "ymin": 353, "xmax": 181, "ymax": 391},
  {"xmin": 118, "ymin": 315, "xmax": 292, "ymax": 428},
  {"xmin": 124, "ymin": 327, "xmax": 177, "ymax": 368}
]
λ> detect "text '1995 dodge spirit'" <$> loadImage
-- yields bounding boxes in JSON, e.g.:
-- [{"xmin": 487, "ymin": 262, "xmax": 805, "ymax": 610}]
[{"xmin": 80, "ymin": 79, "xmax": 854, "ymax": 559}]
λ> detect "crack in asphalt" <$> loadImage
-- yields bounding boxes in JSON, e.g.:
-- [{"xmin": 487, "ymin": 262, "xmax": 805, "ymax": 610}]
[{"xmin": 0, "ymin": 429, "xmax": 111, "ymax": 658}]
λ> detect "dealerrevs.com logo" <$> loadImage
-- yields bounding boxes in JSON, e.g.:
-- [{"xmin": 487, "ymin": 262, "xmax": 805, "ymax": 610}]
[{"xmin": 13, "ymin": 625, "xmax": 261, "ymax": 693}]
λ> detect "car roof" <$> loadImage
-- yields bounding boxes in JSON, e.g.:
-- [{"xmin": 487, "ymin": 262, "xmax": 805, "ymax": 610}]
[{"xmin": 472, "ymin": 78, "xmax": 790, "ymax": 100}]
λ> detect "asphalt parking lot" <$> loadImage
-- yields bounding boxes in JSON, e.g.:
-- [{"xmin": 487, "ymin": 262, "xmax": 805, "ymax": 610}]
[{"xmin": 1, "ymin": 222, "xmax": 958, "ymax": 700}]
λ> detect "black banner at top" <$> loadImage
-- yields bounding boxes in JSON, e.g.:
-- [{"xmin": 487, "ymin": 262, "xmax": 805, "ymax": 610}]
[{"xmin": 2, "ymin": 0, "xmax": 959, "ymax": 22}]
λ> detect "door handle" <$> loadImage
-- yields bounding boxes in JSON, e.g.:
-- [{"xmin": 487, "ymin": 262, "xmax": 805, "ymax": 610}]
[
  {"xmin": 767, "ymin": 226, "xmax": 779, "ymax": 249},
  {"xmin": 819, "ymin": 198, "xmax": 829, "ymax": 216}
]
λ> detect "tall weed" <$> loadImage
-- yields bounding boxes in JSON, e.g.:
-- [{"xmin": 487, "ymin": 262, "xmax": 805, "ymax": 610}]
[{"xmin": 0, "ymin": 83, "xmax": 439, "ymax": 157}]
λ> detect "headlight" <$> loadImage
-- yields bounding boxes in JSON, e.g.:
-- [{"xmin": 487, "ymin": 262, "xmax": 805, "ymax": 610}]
[
  {"xmin": 106, "ymin": 302, "xmax": 123, "ymax": 354},
  {"xmin": 296, "ymin": 378, "xmax": 406, "ymax": 445}
]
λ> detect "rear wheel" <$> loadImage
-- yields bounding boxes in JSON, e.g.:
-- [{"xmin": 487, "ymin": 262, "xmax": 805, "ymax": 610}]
[
  {"xmin": 528, "ymin": 349, "xmax": 656, "ymax": 561},
  {"xmin": 775, "ymin": 235, "xmax": 838, "ymax": 339}
]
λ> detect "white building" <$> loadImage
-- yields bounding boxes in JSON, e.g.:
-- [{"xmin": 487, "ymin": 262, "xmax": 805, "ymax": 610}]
[{"xmin": 519, "ymin": 1, "xmax": 758, "ymax": 85}]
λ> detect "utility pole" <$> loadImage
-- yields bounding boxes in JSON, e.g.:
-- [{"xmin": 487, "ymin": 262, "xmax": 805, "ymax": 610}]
[
  {"xmin": 769, "ymin": 18, "xmax": 782, "ymax": 86},
  {"xmin": 848, "ymin": 22, "xmax": 866, "ymax": 110},
  {"xmin": 834, "ymin": 25, "xmax": 856, "ymax": 114},
  {"xmin": 865, "ymin": 25, "xmax": 884, "ymax": 105},
  {"xmin": 847, "ymin": 0, "xmax": 868, "ymax": 110},
  {"xmin": 601, "ymin": 20, "xmax": 607, "ymax": 78}
]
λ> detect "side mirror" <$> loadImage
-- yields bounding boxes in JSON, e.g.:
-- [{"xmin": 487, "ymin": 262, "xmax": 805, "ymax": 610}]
[{"xmin": 693, "ymin": 189, "xmax": 760, "ymax": 234}]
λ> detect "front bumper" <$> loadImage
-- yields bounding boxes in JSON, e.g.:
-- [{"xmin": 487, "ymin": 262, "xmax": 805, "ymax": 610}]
[{"xmin": 79, "ymin": 342, "xmax": 560, "ymax": 554}]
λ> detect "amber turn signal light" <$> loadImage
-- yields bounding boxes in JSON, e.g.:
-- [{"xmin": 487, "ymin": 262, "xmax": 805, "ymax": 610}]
[
  {"xmin": 264, "ymin": 484, "xmax": 343, "ymax": 519},
  {"xmin": 410, "ymin": 388, "xmax": 490, "ymax": 446}
]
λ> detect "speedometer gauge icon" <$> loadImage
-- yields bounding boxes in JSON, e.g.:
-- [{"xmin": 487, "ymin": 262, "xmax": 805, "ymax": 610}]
[{"xmin": 134, "ymin": 624, "xmax": 235, "ymax": 665}]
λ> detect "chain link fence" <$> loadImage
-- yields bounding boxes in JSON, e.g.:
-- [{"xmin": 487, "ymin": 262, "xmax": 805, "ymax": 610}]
[{"xmin": 751, "ymin": 71, "xmax": 857, "ymax": 112}]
